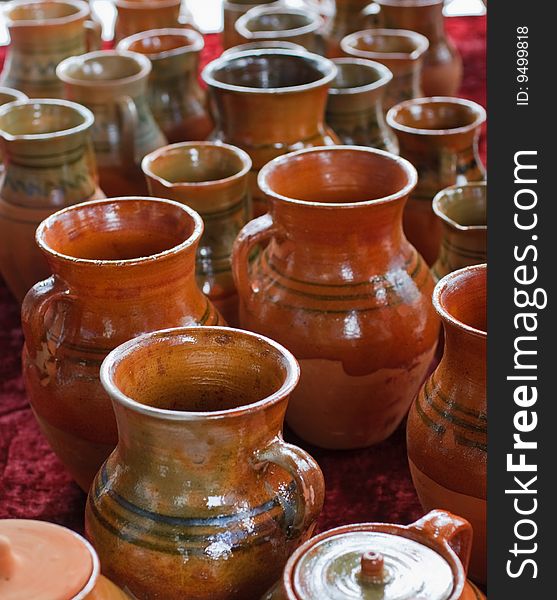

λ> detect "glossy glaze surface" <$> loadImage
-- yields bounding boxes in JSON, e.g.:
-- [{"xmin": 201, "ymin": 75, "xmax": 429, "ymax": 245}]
[
  {"xmin": 0, "ymin": 99, "xmax": 103, "ymax": 301},
  {"xmin": 113, "ymin": 0, "xmax": 182, "ymax": 43},
  {"xmin": 407, "ymin": 265, "xmax": 487, "ymax": 584},
  {"xmin": 118, "ymin": 28, "xmax": 213, "ymax": 143},
  {"xmin": 86, "ymin": 326, "xmax": 324, "ymax": 600},
  {"xmin": 233, "ymin": 146, "xmax": 439, "ymax": 449},
  {"xmin": 203, "ymin": 49, "xmax": 339, "ymax": 216},
  {"xmin": 57, "ymin": 50, "xmax": 167, "ymax": 197},
  {"xmin": 387, "ymin": 97, "xmax": 486, "ymax": 265},
  {"xmin": 21, "ymin": 197, "xmax": 223, "ymax": 491},
  {"xmin": 143, "ymin": 142, "xmax": 252, "ymax": 326}
]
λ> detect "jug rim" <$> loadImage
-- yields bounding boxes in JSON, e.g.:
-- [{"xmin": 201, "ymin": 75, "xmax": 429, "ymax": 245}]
[
  {"xmin": 3, "ymin": 0, "xmax": 89, "ymax": 26},
  {"xmin": 117, "ymin": 27, "xmax": 204, "ymax": 59},
  {"xmin": 329, "ymin": 57, "xmax": 393, "ymax": 95},
  {"xmin": 341, "ymin": 28, "xmax": 429, "ymax": 62},
  {"xmin": 433, "ymin": 182, "xmax": 487, "ymax": 231},
  {"xmin": 235, "ymin": 5, "xmax": 323, "ymax": 40}
]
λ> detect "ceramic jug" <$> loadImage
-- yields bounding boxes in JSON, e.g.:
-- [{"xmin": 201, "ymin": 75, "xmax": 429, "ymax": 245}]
[
  {"xmin": 340, "ymin": 28, "xmax": 429, "ymax": 111},
  {"xmin": 235, "ymin": 6, "xmax": 325, "ymax": 54},
  {"xmin": 57, "ymin": 50, "xmax": 168, "ymax": 198},
  {"xmin": 326, "ymin": 57, "xmax": 397, "ymax": 152},
  {"xmin": 0, "ymin": 0, "xmax": 101, "ymax": 98},
  {"xmin": 0, "ymin": 99, "xmax": 103, "ymax": 302},
  {"xmin": 325, "ymin": 0, "xmax": 379, "ymax": 58},
  {"xmin": 223, "ymin": 0, "xmax": 282, "ymax": 49},
  {"xmin": 387, "ymin": 97, "xmax": 486, "ymax": 265},
  {"xmin": 202, "ymin": 49, "xmax": 339, "ymax": 216},
  {"xmin": 432, "ymin": 182, "xmax": 487, "ymax": 281},
  {"xmin": 375, "ymin": 0, "xmax": 462, "ymax": 96},
  {"xmin": 118, "ymin": 28, "xmax": 213, "ymax": 144},
  {"xmin": 142, "ymin": 141, "xmax": 252, "ymax": 326},
  {"xmin": 112, "ymin": 0, "xmax": 183, "ymax": 44},
  {"xmin": 407, "ymin": 264, "xmax": 487, "ymax": 584},
  {"xmin": 21, "ymin": 197, "xmax": 223, "ymax": 491},
  {"xmin": 0, "ymin": 519, "xmax": 128, "ymax": 599},
  {"xmin": 85, "ymin": 326, "xmax": 325, "ymax": 600},
  {"xmin": 262, "ymin": 510, "xmax": 485, "ymax": 600},
  {"xmin": 233, "ymin": 146, "xmax": 440, "ymax": 449}
]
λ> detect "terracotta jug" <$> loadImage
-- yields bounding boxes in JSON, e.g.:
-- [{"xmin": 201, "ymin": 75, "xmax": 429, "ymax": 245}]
[
  {"xmin": 0, "ymin": 99, "xmax": 103, "ymax": 302},
  {"xmin": 375, "ymin": 0, "xmax": 462, "ymax": 96},
  {"xmin": 325, "ymin": 0, "xmax": 379, "ymax": 58},
  {"xmin": 112, "ymin": 0, "xmax": 182, "ymax": 44},
  {"xmin": 432, "ymin": 182, "xmax": 487, "ymax": 281},
  {"xmin": 222, "ymin": 40, "xmax": 307, "ymax": 56},
  {"xmin": 142, "ymin": 141, "xmax": 252, "ymax": 326},
  {"xmin": 262, "ymin": 510, "xmax": 485, "ymax": 600},
  {"xmin": 326, "ymin": 57, "xmax": 397, "ymax": 152},
  {"xmin": 0, "ymin": 0, "xmax": 101, "ymax": 98},
  {"xmin": 202, "ymin": 49, "xmax": 338, "ymax": 216},
  {"xmin": 387, "ymin": 97, "xmax": 486, "ymax": 266},
  {"xmin": 0, "ymin": 87, "xmax": 27, "ymax": 169},
  {"xmin": 340, "ymin": 28, "xmax": 429, "ymax": 111},
  {"xmin": 407, "ymin": 264, "xmax": 487, "ymax": 585},
  {"xmin": 21, "ymin": 197, "xmax": 223, "ymax": 491},
  {"xmin": 0, "ymin": 519, "xmax": 128, "ymax": 599},
  {"xmin": 222, "ymin": 0, "xmax": 282, "ymax": 49},
  {"xmin": 235, "ymin": 6, "xmax": 325, "ymax": 54},
  {"xmin": 118, "ymin": 28, "xmax": 213, "ymax": 144},
  {"xmin": 86, "ymin": 326, "xmax": 325, "ymax": 600},
  {"xmin": 57, "ymin": 50, "xmax": 168, "ymax": 198},
  {"xmin": 233, "ymin": 146, "xmax": 440, "ymax": 449}
]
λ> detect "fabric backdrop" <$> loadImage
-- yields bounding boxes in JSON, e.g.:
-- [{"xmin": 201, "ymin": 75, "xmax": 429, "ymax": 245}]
[{"xmin": 0, "ymin": 16, "xmax": 486, "ymax": 537}]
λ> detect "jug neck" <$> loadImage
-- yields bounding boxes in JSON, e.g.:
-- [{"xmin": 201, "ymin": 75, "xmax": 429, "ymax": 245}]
[{"xmin": 379, "ymin": 2, "xmax": 446, "ymax": 45}]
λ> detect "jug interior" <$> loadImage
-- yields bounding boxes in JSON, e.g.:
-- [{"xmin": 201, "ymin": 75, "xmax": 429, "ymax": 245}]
[{"xmin": 438, "ymin": 267, "xmax": 487, "ymax": 333}]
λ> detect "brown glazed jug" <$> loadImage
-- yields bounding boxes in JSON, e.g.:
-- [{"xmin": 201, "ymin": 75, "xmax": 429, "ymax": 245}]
[
  {"xmin": 222, "ymin": 0, "xmax": 282, "ymax": 49},
  {"xmin": 0, "ymin": 99, "xmax": 103, "ymax": 302},
  {"xmin": 0, "ymin": 0, "xmax": 101, "ymax": 98},
  {"xmin": 202, "ymin": 49, "xmax": 338, "ymax": 216},
  {"xmin": 325, "ymin": 0, "xmax": 380, "ymax": 58},
  {"xmin": 407, "ymin": 264, "xmax": 487, "ymax": 584},
  {"xmin": 432, "ymin": 182, "xmax": 487, "ymax": 281},
  {"xmin": 57, "ymin": 50, "xmax": 168, "ymax": 198},
  {"xmin": 375, "ymin": 0, "xmax": 462, "ymax": 96},
  {"xmin": 263, "ymin": 510, "xmax": 485, "ymax": 600},
  {"xmin": 0, "ymin": 519, "xmax": 128, "ymax": 599},
  {"xmin": 142, "ymin": 141, "xmax": 252, "ymax": 326},
  {"xmin": 233, "ymin": 146, "xmax": 440, "ymax": 449},
  {"xmin": 118, "ymin": 28, "xmax": 213, "ymax": 143},
  {"xmin": 21, "ymin": 197, "xmax": 223, "ymax": 491},
  {"xmin": 387, "ymin": 97, "xmax": 486, "ymax": 266},
  {"xmin": 112, "ymin": 0, "xmax": 182, "ymax": 44},
  {"xmin": 326, "ymin": 57, "xmax": 397, "ymax": 153},
  {"xmin": 340, "ymin": 28, "xmax": 429, "ymax": 111},
  {"xmin": 86, "ymin": 326, "xmax": 325, "ymax": 600}
]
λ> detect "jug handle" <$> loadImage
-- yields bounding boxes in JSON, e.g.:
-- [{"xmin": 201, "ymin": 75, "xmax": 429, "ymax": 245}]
[
  {"xmin": 408, "ymin": 509, "xmax": 473, "ymax": 574},
  {"xmin": 231, "ymin": 213, "xmax": 277, "ymax": 303},
  {"xmin": 255, "ymin": 438, "xmax": 325, "ymax": 540},
  {"xmin": 21, "ymin": 277, "xmax": 75, "ymax": 358},
  {"xmin": 85, "ymin": 19, "xmax": 103, "ymax": 52},
  {"xmin": 116, "ymin": 96, "xmax": 139, "ymax": 172}
]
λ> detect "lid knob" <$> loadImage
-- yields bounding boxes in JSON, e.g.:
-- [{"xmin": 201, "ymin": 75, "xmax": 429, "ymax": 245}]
[
  {"xmin": 0, "ymin": 535, "xmax": 16, "ymax": 580},
  {"xmin": 360, "ymin": 551, "xmax": 386, "ymax": 584}
]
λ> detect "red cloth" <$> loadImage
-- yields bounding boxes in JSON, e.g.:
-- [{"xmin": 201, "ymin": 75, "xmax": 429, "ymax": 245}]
[{"xmin": 0, "ymin": 17, "xmax": 486, "ymax": 534}]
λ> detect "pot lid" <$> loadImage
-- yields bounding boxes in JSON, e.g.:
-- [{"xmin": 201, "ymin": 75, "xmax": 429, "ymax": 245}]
[
  {"xmin": 291, "ymin": 530, "xmax": 454, "ymax": 600},
  {"xmin": 0, "ymin": 519, "xmax": 96, "ymax": 600}
]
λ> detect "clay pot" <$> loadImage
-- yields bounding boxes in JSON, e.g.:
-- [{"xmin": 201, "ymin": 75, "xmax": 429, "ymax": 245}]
[
  {"xmin": 0, "ymin": 0, "xmax": 101, "ymax": 98},
  {"xmin": 202, "ymin": 49, "xmax": 339, "ymax": 216},
  {"xmin": 387, "ymin": 97, "xmax": 486, "ymax": 266},
  {"xmin": 235, "ymin": 6, "xmax": 325, "ymax": 54},
  {"xmin": 222, "ymin": 0, "xmax": 282, "ymax": 49},
  {"xmin": 432, "ymin": 182, "xmax": 487, "ymax": 281},
  {"xmin": 326, "ymin": 57, "xmax": 397, "ymax": 152},
  {"xmin": 142, "ymin": 142, "xmax": 252, "ymax": 326},
  {"xmin": 0, "ymin": 519, "xmax": 127, "ymax": 599},
  {"xmin": 21, "ymin": 197, "xmax": 223, "ymax": 491},
  {"xmin": 325, "ymin": 0, "xmax": 380, "ymax": 58},
  {"xmin": 0, "ymin": 99, "xmax": 103, "ymax": 302},
  {"xmin": 375, "ymin": 0, "xmax": 462, "ymax": 96},
  {"xmin": 85, "ymin": 326, "xmax": 324, "ymax": 600},
  {"xmin": 340, "ymin": 28, "xmax": 429, "ymax": 111},
  {"xmin": 113, "ymin": 0, "xmax": 182, "ymax": 44},
  {"xmin": 118, "ymin": 28, "xmax": 213, "ymax": 143},
  {"xmin": 263, "ymin": 510, "xmax": 485, "ymax": 600},
  {"xmin": 57, "ymin": 50, "xmax": 168, "ymax": 198},
  {"xmin": 222, "ymin": 40, "xmax": 307, "ymax": 56},
  {"xmin": 233, "ymin": 146, "xmax": 439, "ymax": 449},
  {"xmin": 407, "ymin": 264, "xmax": 487, "ymax": 584}
]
